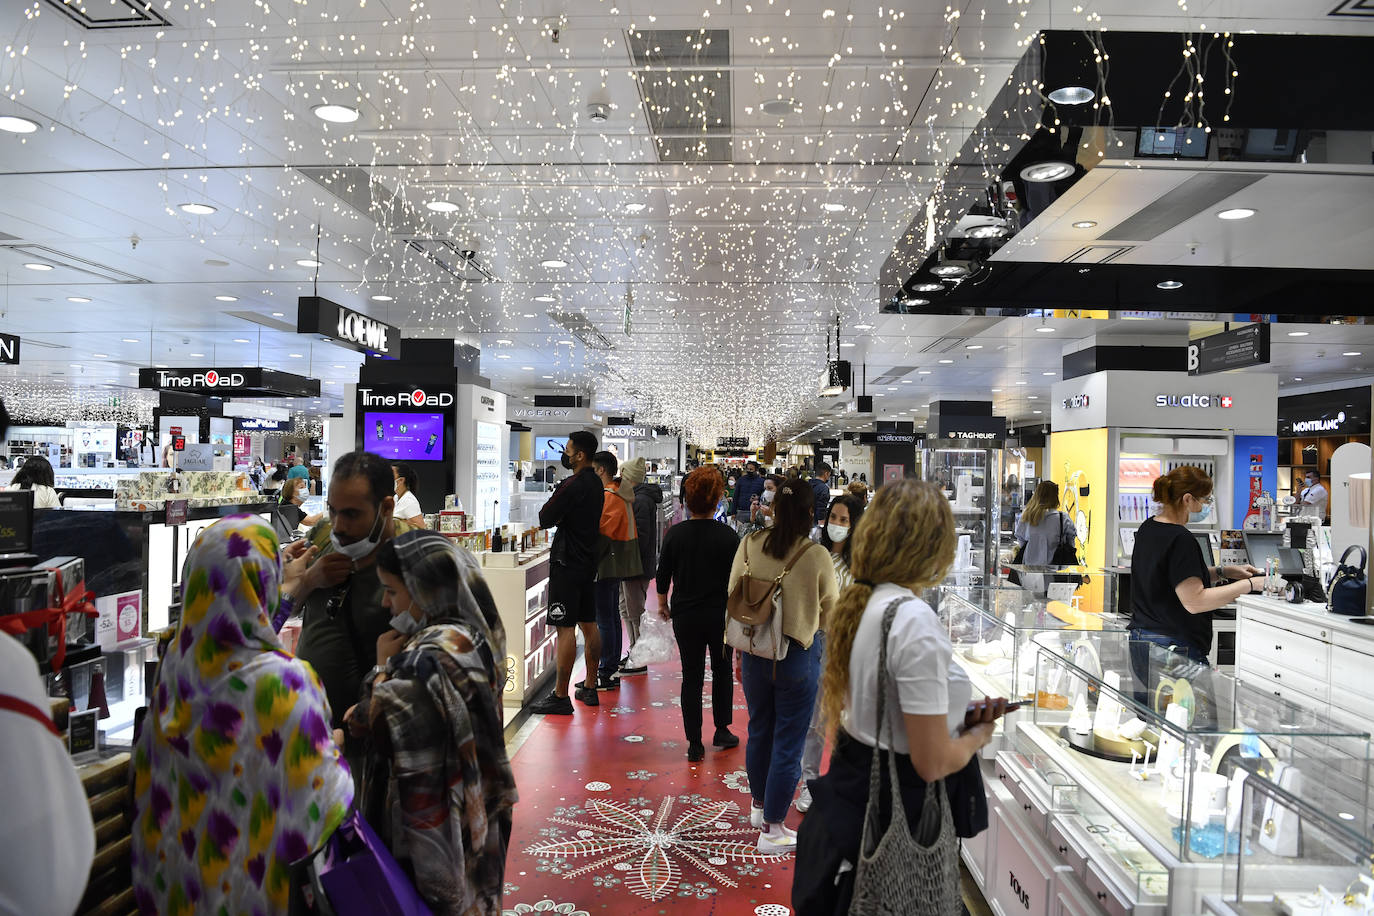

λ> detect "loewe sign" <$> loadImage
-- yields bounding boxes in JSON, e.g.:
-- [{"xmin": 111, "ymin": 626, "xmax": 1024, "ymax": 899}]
[{"xmin": 298, "ymin": 296, "xmax": 401, "ymax": 358}]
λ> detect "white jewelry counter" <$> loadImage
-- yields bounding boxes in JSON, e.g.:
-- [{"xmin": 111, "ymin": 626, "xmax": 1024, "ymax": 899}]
[
  {"xmin": 481, "ymin": 549, "xmax": 555, "ymax": 713},
  {"xmin": 1235, "ymin": 594, "xmax": 1374, "ymax": 734}
]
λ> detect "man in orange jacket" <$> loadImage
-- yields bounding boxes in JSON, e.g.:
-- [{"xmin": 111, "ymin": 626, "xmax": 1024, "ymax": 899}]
[{"xmin": 590, "ymin": 450, "xmax": 642, "ymax": 690}]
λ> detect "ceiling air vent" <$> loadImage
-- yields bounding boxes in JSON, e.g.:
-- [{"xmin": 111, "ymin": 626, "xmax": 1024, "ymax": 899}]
[
  {"xmin": 871, "ymin": 365, "xmax": 918, "ymax": 385},
  {"xmin": 627, "ymin": 29, "xmax": 733, "ymax": 164},
  {"xmin": 42, "ymin": 0, "xmax": 171, "ymax": 29},
  {"xmin": 548, "ymin": 311, "xmax": 615, "ymax": 351},
  {"xmin": 0, "ymin": 243, "xmax": 148, "ymax": 283},
  {"xmin": 402, "ymin": 239, "xmax": 496, "ymax": 283}
]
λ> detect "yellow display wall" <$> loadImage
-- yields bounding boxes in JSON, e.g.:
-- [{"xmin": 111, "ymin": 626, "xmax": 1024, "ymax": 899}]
[{"xmin": 1050, "ymin": 428, "xmax": 1110, "ymax": 613}]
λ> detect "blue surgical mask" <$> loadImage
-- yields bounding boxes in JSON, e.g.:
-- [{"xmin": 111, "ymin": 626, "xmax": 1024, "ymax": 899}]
[
  {"xmin": 389, "ymin": 609, "xmax": 426, "ymax": 636},
  {"xmin": 1188, "ymin": 501, "xmax": 1212, "ymax": 524}
]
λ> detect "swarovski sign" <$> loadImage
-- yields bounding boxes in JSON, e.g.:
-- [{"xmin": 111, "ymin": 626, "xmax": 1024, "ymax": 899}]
[
  {"xmin": 359, "ymin": 387, "xmax": 454, "ymax": 408},
  {"xmin": 297, "ymin": 296, "xmax": 401, "ymax": 358},
  {"xmin": 1156, "ymin": 393, "xmax": 1233, "ymax": 409}
]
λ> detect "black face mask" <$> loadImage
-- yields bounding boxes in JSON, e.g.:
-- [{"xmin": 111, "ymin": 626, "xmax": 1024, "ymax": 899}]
[{"xmin": 561, "ymin": 451, "xmax": 574, "ymax": 470}]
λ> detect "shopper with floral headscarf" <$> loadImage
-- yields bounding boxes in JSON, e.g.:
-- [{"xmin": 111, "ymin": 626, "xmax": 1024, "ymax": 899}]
[
  {"xmin": 346, "ymin": 530, "xmax": 517, "ymax": 916},
  {"xmin": 130, "ymin": 515, "xmax": 353, "ymax": 916}
]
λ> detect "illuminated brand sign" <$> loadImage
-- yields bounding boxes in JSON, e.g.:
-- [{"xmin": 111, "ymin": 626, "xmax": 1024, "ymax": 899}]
[
  {"xmin": 297, "ymin": 295, "xmax": 401, "ymax": 358},
  {"xmin": 1292, "ymin": 412, "xmax": 1345, "ymax": 433},
  {"xmin": 359, "ymin": 387, "xmax": 454, "ymax": 408},
  {"xmin": 337, "ymin": 310, "xmax": 390, "ymax": 353},
  {"xmin": 1155, "ymin": 393, "xmax": 1233, "ymax": 408},
  {"xmin": 0, "ymin": 332, "xmax": 19, "ymax": 365},
  {"xmin": 512, "ymin": 407, "xmax": 572, "ymax": 418},
  {"xmin": 233, "ymin": 417, "xmax": 286, "ymax": 431},
  {"xmin": 1062, "ymin": 394, "xmax": 1090, "ymax": 409},
  {"xmin": 606, "ymin": 426, "xmax": 654, "ymax": 439},
  {"xmin": 158, "ymin": 369, "xmax": 246, "ymax": 389},
  {"xmin": 948, "ymin": 430, "xmax": 999, "ymax": 440},
  {"xmin": 480, "ymin": 395, "xmax": 495, "ymax": 407},
  {"xmin": 875, "ymin": 433, "xmax": 917, "ymax": 444}
]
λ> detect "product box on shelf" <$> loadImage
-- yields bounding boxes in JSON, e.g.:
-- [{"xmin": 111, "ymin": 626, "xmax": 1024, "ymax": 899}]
[{"xmin": 0, "ymin": 566, "xmax": 57, "ymax": 664}]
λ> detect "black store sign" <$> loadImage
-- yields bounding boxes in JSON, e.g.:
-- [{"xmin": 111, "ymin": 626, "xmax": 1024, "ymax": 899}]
[
  {"xmin": 1278, "ymin": 385, "xmax": 1370, "ymax": 438},
  {"xmin": 717, "ymin": 437, "xmax": 750, "ymax": 449},
  {"xmin": 0, "ymin": 332, "xmax": 19, "ymax": 365},
  {"xmin": 298, "ymin": 296, "xmax": 401, "ymax": 358},
  {"xmin": 138, "ymin": 367, "xmax": 321, "ymax": 398},
  {"xmin": 1187, "ymin": 323, "xmax": 1270, "ymax": 376},
  {"xmin": 935, "ymin": 414, "xmax": 1007, "ymax": 443}
]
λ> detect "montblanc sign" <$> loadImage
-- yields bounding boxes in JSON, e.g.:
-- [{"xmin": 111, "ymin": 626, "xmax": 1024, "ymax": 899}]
[
  {"xmin": 297, "ymin": 296, "xmax": 401, "ymax": 358},
  {"xmin": 1292, "ymin": 412, "xmax": 1346, "ymax": 434}
]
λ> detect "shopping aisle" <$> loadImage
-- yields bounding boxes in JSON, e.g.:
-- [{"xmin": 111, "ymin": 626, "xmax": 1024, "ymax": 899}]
[{"xmin": 501, "ymin": 600, "xmax": 802, "ymax": 915}]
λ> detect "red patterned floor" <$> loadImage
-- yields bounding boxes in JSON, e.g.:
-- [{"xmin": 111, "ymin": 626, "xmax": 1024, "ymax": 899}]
[{"xmin": 501, "ymin": 595, "xmax": 802, "ymax": 916}]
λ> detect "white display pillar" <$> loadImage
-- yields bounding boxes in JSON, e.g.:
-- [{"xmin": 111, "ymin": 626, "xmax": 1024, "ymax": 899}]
[
  {"xmin": 456, "ymin": 384, "xmax": 508, "ymax": 530},
  {"xmin": 324, "ymin": 384, "xmax": 357, "ymax": 487}
]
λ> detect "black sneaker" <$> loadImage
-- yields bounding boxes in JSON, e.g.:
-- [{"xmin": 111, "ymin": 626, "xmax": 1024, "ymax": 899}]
[
  {"xmin": 596, "ymin": 674, "xmax": 621, "ymax": 691},
  {"xmin": 687, "ymin": 742, "xmax": 705, "ymax": 762},
  {"xmin": 617, "ymin": 663, "xmax": 648, "ymax": 676},
  {"xmin": 713, "ymin": 728, "xmax": 740, "ymax": 749},
  {"xmin": 574, "ymin": 683, "xmax": 600, "ymax": 706},
  {"xmin": 529, "ymin": 694, "xmax": 574, "ymax": 716}
]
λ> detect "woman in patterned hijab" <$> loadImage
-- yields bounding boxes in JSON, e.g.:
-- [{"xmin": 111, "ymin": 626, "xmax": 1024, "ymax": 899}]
[
  {"xmin": 130, "ymin": 515, "xmax": 353, "ymax": 916},
  {"xmin": 352, "ymin": 530, "xmax": 517, "ymax": 916}
]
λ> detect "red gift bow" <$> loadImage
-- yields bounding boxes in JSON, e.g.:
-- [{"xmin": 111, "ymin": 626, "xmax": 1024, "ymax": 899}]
[{"xmin": 0, "ymin": 568, "xmax": 99, "ymax": 671}]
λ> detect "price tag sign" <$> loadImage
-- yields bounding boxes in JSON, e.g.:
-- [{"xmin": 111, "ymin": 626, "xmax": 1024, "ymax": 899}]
[
  {"xmin": 165, "ymin": 500, "xmax": 188, "ymax": 527},
  {"xmin": 68, "ymin": 708, "xmax": 99, "ymax": 760},
  {"xmin": 1046, "ymin": 582, "xmax": 1078, "ymax": 603}
]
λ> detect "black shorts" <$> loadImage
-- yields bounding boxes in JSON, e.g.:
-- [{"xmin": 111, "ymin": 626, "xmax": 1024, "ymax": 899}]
[{"xmin": 547, "ymin": 565, "xmax": 596, "ymax": 627}]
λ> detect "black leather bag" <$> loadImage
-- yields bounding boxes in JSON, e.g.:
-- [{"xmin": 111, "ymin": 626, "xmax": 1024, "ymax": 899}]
[
  {"xmin": 1049, "ymin": 513, "xmax": 1078, "ymax": 566},
  {"xmin": 1328, "ymin": 545, "xmax": 1368, "ymax": 616}
]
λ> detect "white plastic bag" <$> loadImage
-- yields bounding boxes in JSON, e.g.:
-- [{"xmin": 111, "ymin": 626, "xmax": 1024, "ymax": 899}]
[{"xmin": 626, "ymin": 610, "xmax": 675, "ymax": 667}]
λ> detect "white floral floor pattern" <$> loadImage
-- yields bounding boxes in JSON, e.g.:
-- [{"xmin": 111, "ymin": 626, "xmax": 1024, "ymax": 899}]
[{"xmin": 524, "ymin": 794, "xmax": 786, "ymax": 902}]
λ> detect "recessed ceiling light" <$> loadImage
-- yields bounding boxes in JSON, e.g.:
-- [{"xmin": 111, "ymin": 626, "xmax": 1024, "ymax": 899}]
[
  {"xmin": 425, "ymin": 200, "xmax": 459, "ymax": 213},
  {"xmin": 899, "ymin": 297, "xmax": 930, "ymax": 308},
  {"xmin": 1043, "ymin": 371, "xmax": 1056, "ymax": 376},
  {"xmin": 910, "ymin": 282, "xmax": 944, "ymax": 293},
  {"xmin": 1157, "ymin": 280, "xmax": 1183, "ymax": 290},
  {"xmin": 332, "ymin": 364, "xmax": 345, "ymax": 369},
  {"xmin": 295, "ymin": 258, "xmax": 323, "ymax": 268},
  {"xmin": 289, "ymin": 353, "xmax": 304, "ymax": 358},
  {"xmin": 901, "ymin": 379, "xmax": 912, "ymax": 384},
  {"xmin": 1020, "ymin": 161, "xmax": 1075, "ymax": 183},
  {"xmin": 1287, "ymin": 331, "xmax": 1309, "ymax": 337},
  {"xmin": 189, "ymin": 352, "xmax": 204, "ymax": 357},
  {"xmin": 1035, "ymin": 326, "xmax": 1055, "ymax": 333},
  {"xmin": 370, "ymin": 294, "xmax": 393, "ymax": 302},
  {"xmin": 1217, "ymin": 207, "xmax": 1256, "ymax": 220},
  {"xmin": 495, "ymin": 338, "xmax": 514, "ymax": 345},
  {"xmin": 541, "ymin": 258, "xmax": 568, "ymax": 269},
  {"xmin": 1339, "ymin": 812, "xmax": 1356, "ymax": 821},
  {"xmin": 312, "ymin": 103, "xmax": 360, "ymax": 123},
  {"xmin": 1015, "ymin": 380, "xmax": 1028, "ymax": 385},
  {"xmin": 522, "ymin": 312, "xmax": 536, "ymax": 319},
  {"xmin": 931, "ymin": 264, "xmax": 969, "ymax": 278},
  {"xmin": 990, "ymin": 388, "xmax": 1002, "ymax": 392},
  {"xmin": 965, "ymin": 344, "xmax": 983, "ymax": 350},
  {"xmin": 533, "ymin": 295, "xmax": 556, "ymax": 303},
  {"xmin": 840, "ymin": 342, "xmax": 856, "ymax": 348},
  {"xmin": 966, "ymin": 224, "xmax": 1009, "ymax": 239},
  {"xmin": 1028, "ymin": 395, "xmax": 1039, "ymax": 400},
  {"xmin": 623, "ymin": 203, "xmax": 647, "ymax": 213},
  {"xmin": 822, "ymin": 202, "xmax": 846, "ymax": 213},
  {"xmin": 233, "ymin": 338, "xmax": 251, "ymax": 343},
  {"xmin": 1343, "ymin": 351, "xmax": 1362, "ymax": 357},
  {"xmin": 204, "ymin": 259, "xmax": 229, "ymax": 267},
  {"xmin": 1033, "ymin": 409, "xmax": 1044, "ymax": 414},
  {"xmin": 918, "ymin": 370, "xmax": 932, "ymax": 375},
  {"xmin": 938, "ymin": 358, "xmax": 954, "ymax": 364},
  {"xmin": 1071, "ymin": 220, "xmax": 1098, "ymax": 229},
  {"xmin": 178, "ymin": 202, "xmax": 216, "ymax": 215},
  {"xmin": 215, "ymin": 295, "xmax": 238, "ymax": 302},
  {"xmin": 0, "ymin": 115, "xmax": 40, "ymax": 134},
  {"xmin": 121, "ymin": 337, "xmax": 139, "ymax": 343},
  {"xmin": 67, "ymin": 296, "xmax": 91, "ymax": 303},
  {"xmin": 1048, "ymin": 86, "xmax": 1095, "ymax": 105},
  {"xmin": 24, "ymin": 262, "xmax": 53, "ymax": 271},
  {"xmin": 760, "ymin": 97, "xmax": 801, "ymax": 116},
  {"xmin": 92, "ymin": 352, "xmax": 108, "ymax": 358},
  {"xmin": 495, "ymin": 353, "xmax": 511, "ymax": 359},
  {"xmin": 271, "ymin": 311, "xmax": 285, "ymax": 317},
  {"xmin": 854, "ymin": 324, "xmax": 873, "ymax": 331},
  {"xmin": 520, "ymin": 366, "xmax": 534, "ymax": 370},
  {"xmin": 542, "ymin": 375, "xmax": 554, "ymax": 379}
]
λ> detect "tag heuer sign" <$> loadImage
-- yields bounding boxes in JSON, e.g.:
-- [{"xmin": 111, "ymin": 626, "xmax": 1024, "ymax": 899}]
[{"xmin": 298, "ymin": 296, "xmax": 401, "ymax": 358}]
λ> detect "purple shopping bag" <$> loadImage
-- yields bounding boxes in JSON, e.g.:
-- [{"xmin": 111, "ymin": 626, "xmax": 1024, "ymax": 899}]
[{"xmin": 314, "ymin": 811, "xmax": 433, "ymax": 916}]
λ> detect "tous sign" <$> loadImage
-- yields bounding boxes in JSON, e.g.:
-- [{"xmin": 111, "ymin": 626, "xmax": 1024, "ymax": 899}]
[{"xmin": 359, "ymin": 387, "xmax": 454, "ymax": 408}]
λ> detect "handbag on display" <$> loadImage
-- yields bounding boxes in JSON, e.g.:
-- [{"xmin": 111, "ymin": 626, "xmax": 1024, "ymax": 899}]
[
  {"xmin": 1327, "ymin": 545, "xmax": 1367, "ymax": 616},
  {"xmin": 725, "ymin": 533, "xmax": 809, "ymax": 662},
  {"xmin": 1006, "ymin": 543, "xmax": 1026, "ymax": 586},
  {"xmin": 289, "ymin": 810, "xmax": 433, "ymax": 916},
  {"xmin": 848, "ymin": 599, "xmax": 960, "ymax": 916}
]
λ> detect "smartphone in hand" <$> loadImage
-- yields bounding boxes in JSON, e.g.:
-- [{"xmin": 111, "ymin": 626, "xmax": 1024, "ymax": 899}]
[{"xmin": 963, "ymin": 697, "xmax": 1022, "ymax": 729}]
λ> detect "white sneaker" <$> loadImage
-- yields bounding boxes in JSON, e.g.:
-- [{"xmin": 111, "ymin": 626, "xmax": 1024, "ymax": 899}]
[
  {"xmin": 749, "ymin": 801, "xmax": 765, "ymax": 829},
  {"xmin": 795, "ymin": 786, "xmax": 813, "ymax": 813},
  {"xmin": 757, "ymin": 824, "xmax": 798, "ymax": 855}
]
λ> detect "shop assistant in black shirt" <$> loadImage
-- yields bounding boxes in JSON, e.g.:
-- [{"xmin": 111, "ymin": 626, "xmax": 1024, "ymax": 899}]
[
  {"xmin": 1129, "ymin": 517, "xmax": 1212, "ymax": 652},
  {"xmin": 539, "ymin": 466, "xmax": 604, "ymax": 578},
  {"xmin": 655, "ymin": 518, "xmax": 741, "ymax": 617}
]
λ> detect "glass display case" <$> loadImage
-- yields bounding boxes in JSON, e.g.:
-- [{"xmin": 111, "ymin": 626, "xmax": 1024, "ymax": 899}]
[
  {"xmin": 920, "ymin": 444, "xmax": 1003, "ymax": 582},
  {"xmin": 1023, "ymin": 640, "xmax": 1372, "ymax": 867},
  {"xmin": 1209, "ymin": 758, "xmax": 1374, "ymax": 916}
]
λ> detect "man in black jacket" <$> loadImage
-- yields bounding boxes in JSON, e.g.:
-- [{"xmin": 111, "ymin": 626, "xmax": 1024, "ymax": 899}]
[
  {"xmin": 810, "ymin": 462, "xmax": 833, "ymax": 524},
  {"xmin": 616, "ymin": 457, "xmax": 662, "ymax": 676},
  {"xmin": 530, "ymin": 430, "xmax": 604, "ymax": 715},
  {"xmin": 731, "ymin": 460, "xmax": 766, "ymax": 528}
]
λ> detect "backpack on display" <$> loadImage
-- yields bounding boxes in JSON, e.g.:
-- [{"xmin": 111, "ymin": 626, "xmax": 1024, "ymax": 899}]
[
  {"xmin": 1328, "ymin": 545, "xmax": 1367, "ymax": 616},
  {"xmin": 725, "ymin": 533, "xmax": 808, "ymax": 662}
]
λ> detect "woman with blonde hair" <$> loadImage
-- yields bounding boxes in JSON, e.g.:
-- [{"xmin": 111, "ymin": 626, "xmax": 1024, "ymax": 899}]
[
  {"xmin": 1014, "ymin": 480, "xmax": 1074, "ymax": 566},
  {"xmin": 793, "ymin": 480, "xmax": 1009, "ymax": 915}
]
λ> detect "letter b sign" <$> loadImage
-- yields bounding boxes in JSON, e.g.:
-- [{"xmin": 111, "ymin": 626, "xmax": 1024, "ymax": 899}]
[{"xmin": 1187, "ymin": 343, "xmax": 1200, "ymax": 374}]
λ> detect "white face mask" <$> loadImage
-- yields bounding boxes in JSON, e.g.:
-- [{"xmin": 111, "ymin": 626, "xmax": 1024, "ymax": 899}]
[
  {"xmin": 761, "ymin": 490, "xmax": 775, "ymax": 505},
  {"xmin": 827, "ymin": 523, "xmax": 850, "ymax": 543},
  {"xmin": 388, "ymin": 609, "xmax": 425, "ymax": 636},
  {"xmin": 330, "ymin": 506, "xmax": 386, "ymax": 561}
]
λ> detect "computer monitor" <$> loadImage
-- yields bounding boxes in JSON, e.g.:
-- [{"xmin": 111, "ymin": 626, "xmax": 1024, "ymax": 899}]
[
  {"xmin": 0, "ymin": 489, "xmax": 35, "ymax": 559},
  {"xmin": 1194, "ymin": 533, "xmax": 1216, "ymax": 569},
  {"xmin": 1243, "ymin": 532, "xmax": 1285, "ymax": 571}
]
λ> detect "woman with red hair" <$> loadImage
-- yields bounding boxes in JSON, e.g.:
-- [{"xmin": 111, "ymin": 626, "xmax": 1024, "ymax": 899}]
[{"xmin": 655, "ymin": 467, "xmax": 742, "ymax": 762}]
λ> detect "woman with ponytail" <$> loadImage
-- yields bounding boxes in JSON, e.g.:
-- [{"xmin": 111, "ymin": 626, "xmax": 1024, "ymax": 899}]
[
  {"xmin": 793, "ymin": 480, "xmax": 1008, "ymax": 915},
  {"xmin": 1129, "ymin": 466, "xmax": 1261, "ymax": 674}
]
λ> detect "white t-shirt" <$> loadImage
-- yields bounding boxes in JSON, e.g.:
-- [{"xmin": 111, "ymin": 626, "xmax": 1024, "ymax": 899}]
[
  {"xmin": 7, "ymin": 484, "xmax": 60, "ymax": 508},
  {"xmin": 394, "ymin": 490, "xmax": 423, "ymax": 521},
  {"xmin": 843, "ymin": 583, "xmax": 972, "ymax": 753},
  {"xmin": 0, "ymin": 633, "xmax": 94, "ymax": 916},
  {"xmin": 1301, "ymin": 481, "xmax": 1328, "ymax": 518}
]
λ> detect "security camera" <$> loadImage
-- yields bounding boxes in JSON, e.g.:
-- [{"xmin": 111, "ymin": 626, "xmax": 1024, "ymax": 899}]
[
  {"xmin": 130, "ymin": 233, "xmax": 140, "ymax": 250},
  {"xmin": 460, "ymin": 249, "xmax": 477, "ymax": 261},
  {"xmin": 587, "ymin": 102, "xmax": 610, "ymax": 123}
]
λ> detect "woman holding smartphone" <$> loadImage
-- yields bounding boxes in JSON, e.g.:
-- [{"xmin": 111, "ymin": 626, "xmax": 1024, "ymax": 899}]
[{"xmin": 794, "ymin": 480, "xmax": 1009, "ymax": 915}]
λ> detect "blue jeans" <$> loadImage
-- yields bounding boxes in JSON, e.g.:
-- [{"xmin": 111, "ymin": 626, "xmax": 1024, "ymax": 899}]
[
  {"xmin": 741, "ymin": 637, "xmax": 821, "ymax": 824},
  {"xmin": 595, "ymin": 579, "xmax": 623, "ymax": 680},
  {"xmin": 799, "ymin": 631, "xmax": 826, "ymax": 785}
]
